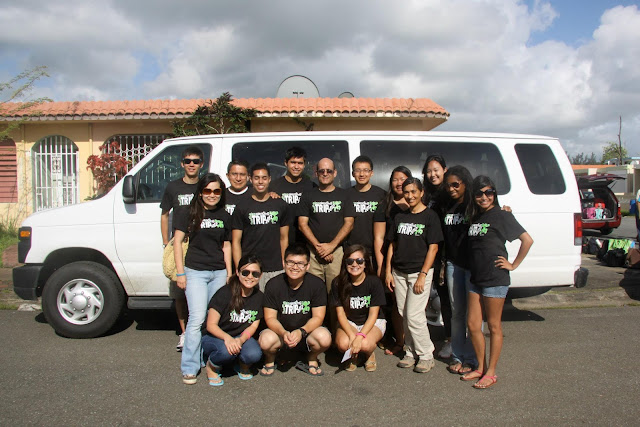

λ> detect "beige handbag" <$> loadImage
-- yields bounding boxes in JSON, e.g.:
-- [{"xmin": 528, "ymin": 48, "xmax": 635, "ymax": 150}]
[{"xmin": 162, "ymin": 237, "xmax": 189, "ymax": 281}]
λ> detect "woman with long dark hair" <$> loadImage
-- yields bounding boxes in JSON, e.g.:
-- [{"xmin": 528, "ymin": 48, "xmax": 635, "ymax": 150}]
[
  {"xmin": 332, "ymin": 245, "xmax": 386, "ymax": 372},
  {"xmin": 174, "ymin": 173, "xmax": 232, "ymax": 385},
  {"xmin": 381, "ymin": 166, "xmax": 412, "ymax": 356},
  {"xmin": 441, "ymin": 166, "xmax": 477, "ymax": 375},
  {"xmin": 463, "ymin": 175, "xmax": 533, "ymax": 389},
  {"xmin": 385, "ymin": 177, "xmax": 443, "ymax": 373},
  {"xmin": 201, "ymin": 254, "xmax": 264, "ymax": 386},
  {"xmin": 421, "ymin": 154, "xmax": 453, "ymax": 359}
]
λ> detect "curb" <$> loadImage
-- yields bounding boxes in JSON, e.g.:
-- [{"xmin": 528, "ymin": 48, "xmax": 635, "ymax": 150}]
[{"xmin": 510, "ymin": 287, "xmax": 638, "ymax": 311}]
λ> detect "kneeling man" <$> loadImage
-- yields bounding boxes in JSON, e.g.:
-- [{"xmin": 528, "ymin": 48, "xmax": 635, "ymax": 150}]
[{"xmin": 259, "ymin": 243, "xmax": 331, "ymax": 376}]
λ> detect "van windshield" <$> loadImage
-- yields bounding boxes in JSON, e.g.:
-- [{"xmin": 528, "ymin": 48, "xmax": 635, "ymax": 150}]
[{"xmin": 361, "ymin": 140, "xmax": 510, "ymax": 194}]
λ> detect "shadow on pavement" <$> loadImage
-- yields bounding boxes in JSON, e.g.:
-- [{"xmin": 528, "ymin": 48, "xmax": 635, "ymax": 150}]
[
  {"xmin": 503, "ymin": 299, "xmax": 545, "ymax": 322},
  {"xmin": 620, "ymin": 268, "xmax": 640, "ymax": 301}
]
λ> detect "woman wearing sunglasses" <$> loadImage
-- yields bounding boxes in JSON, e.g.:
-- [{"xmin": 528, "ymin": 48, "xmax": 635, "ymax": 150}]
[
  {"xmin": 441, "ymin": 166, "xmax": 477, "ymax": 375},
  {"xmin": 385, "ymin": 177, "xmax": 443, "ymax": 373},
  {"xmin": 174, "ymin": 173, "xmax": 233, "ymax": 385},
  {"xmin": 464, "ymin": 175, "xmax": 533, "ymax": 389},
  {"xmin": 201, "ymin": 254, "xmax": 264, "ymax": 386},
  {"xmin": 332, "ymin": 245, "xmax": 386, "ymax": 372}
]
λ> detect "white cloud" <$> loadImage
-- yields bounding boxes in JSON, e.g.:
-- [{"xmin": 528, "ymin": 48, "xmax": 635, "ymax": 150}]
[{"xmin": 1, "ymin": 0, "xmax": 639, "ymax": 156}]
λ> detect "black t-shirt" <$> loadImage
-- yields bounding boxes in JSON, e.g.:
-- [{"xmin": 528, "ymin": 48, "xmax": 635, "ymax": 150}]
[
  {"xmin": 160, "ymin": 178, "xmax": 197, "ymax": 229},
  {"xmin": 263, "ymin": 273, "xmax": 327, "ymax": 332},
  {"xmin": 346, "ymin": 186, "xmax": 387, "ymax": 252},
  {"xmin": 330, "ymin": 275, "xmax": 386, "ymax": 325},
  {"xmin": 388, "ymin": 208, "xmax": 443, "ymax": 273},
  {"xmin": 231, "ymin": 196, "xmax": 290, "ymax": 272},
  {"xmin": 175, "ymin": 206, "xmax": 231, "ymax": 271},
  {"xmin": 442, "ymin": 201, "xmax": 471, "ymax": 268},
  {"xmin": 207, "ymin": 285, "xmax": 264, "ymax": 337},
  {"xmin": 271, "ymin": 176, "xmax": 316, "ymax": 244},
  {"xmin": 299, "ymin": 187, "xmax": 356, "ymax": 243},
  {"xmin": 225, "ymin": 188, "xmax": 252, "ymax": 216},
  {"xmin": 467, "ymin": 207, "xmax": 526, "ymax": 287}
]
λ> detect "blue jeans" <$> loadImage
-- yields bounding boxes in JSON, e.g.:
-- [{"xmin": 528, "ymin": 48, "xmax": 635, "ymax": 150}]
[
  {"xmin": 201, "ymin": 335, "xmax": 262, "ymax": 368},
  {"xmin": 445, "ymin": 261, "xmax": 477, "ymax": 366},
  {"xmin": 180, "ymin": 267, "xmax": 227, "ymax": 375}
]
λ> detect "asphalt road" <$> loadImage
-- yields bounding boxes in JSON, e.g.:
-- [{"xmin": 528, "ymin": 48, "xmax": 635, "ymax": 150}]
[
  {"xmin": 1, "ymin": 306, "xmax": 639, "ymax": 425},
  {"xmin": 584, "ymin": 215, "xmax": 638, "ymax": 241}
]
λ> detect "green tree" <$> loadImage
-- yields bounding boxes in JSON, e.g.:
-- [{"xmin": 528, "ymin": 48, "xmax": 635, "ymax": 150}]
[
  {"xmin": 0, "ymin": 66, "xmax": 52, "ymax": 140},
  {"xmin": 171, "ymin": 92, "xmax": 257, "ymax": 136},
  {"xmin": 570, "ymin": 152, "xmax": 598, "ymax": 165},
  {"xmin": 601, "ymin": 141, "xmax": 628, "ymax": 164}
]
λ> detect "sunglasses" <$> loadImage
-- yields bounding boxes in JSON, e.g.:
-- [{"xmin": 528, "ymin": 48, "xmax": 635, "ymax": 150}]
[
  {"xmin": 474, "ymin": 189, "xmax": 496, "ymax": 198},
  {"xmin": 317, "ymin": 169, "xmax": 334, "ymax": 175},
  {"xmin": 183, "ymin": 158, "xmax": 202, "ymax": 165},
  {"xmin": 202, "ymin": 188, "xmax": 222, "ymax": 196},
  {"xmin": 345, "ymin": 258, "xmax": 365, "ymax": 266},
  {"xmin": 240, "ymin": 270, "xmax": 261, "ymax": 278},
  {"xmin": 446, "ymin": 181, "xmax": 462, "ymax": 189}
]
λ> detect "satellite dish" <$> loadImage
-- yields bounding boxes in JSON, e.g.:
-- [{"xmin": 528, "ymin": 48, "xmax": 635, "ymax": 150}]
[
  {"xmin": 338, "ymin": 92, "xmax": 354, "ymax": 98},
  {"xmin": 276, "ymin": 75, "xmax": 320, "ymax": 98}
]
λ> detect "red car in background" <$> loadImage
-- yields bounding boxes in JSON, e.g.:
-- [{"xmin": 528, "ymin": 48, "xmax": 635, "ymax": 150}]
[{"xmin": 578, "ymin": 174, "xmax": 624, "ymax": 235}]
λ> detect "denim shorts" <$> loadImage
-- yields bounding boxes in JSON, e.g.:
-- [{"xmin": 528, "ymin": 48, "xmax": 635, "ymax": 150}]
[{"xmin": 468, "ymin": 282, "xmax": 509, "ymax": 299}]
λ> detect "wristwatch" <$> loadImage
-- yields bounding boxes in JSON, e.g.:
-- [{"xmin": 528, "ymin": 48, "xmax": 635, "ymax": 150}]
[{"xmin": 298, "ymin": 328, "xmax": 309, "ymax": 340}]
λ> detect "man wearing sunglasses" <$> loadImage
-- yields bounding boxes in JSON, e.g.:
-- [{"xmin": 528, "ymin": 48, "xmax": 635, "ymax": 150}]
[
  {"xmin": 232, "ymin": 162, "xmax": 290, "ymax": 291},
  {"xmin": 160, "ymin": 146, "xmax": 204, "ymax": 352},
  {"xmin": 299, "ymin": 158, "xmax": 355, "ymax": 296},
  {"xmin": 346, "ymin": 155, "xmax": 387, "ymax": 276},
  {"xmin": 259, "ymin": 243, "xmax": 331, "ymax": 376}
]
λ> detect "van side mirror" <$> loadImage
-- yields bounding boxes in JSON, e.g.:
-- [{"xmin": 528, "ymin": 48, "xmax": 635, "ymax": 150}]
[{"xmin": 122, "ymin": 175, "xmax": 136, "ymax": 204}]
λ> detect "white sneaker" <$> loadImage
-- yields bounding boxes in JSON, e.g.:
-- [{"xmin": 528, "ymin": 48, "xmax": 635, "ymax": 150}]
[
  {"xmin": 176, "ymin": 333, "xmax": 185, "ymax": 352},
  {"xmin": 438, "ymin": 341, "xmax": 452, "ymax": 359}
]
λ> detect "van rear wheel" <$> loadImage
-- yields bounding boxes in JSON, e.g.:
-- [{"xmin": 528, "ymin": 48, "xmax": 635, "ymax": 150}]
[
  {"xmin": 600, "ymin": 227, "xmax": 613, "ymax": 235},
  {"xmin": 42, "ymin": 261, "xmax": 125, "ymax": 338}
]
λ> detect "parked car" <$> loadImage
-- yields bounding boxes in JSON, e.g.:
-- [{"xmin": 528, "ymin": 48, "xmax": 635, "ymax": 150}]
[{"xmin": 577, "ymin": 174, "xmax": 624, "ymax": 235}]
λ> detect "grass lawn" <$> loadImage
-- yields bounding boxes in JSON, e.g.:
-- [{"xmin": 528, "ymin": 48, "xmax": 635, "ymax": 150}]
[{"xmin": 0, "ymin": 225, "xmax": 18, "ymax": 268}]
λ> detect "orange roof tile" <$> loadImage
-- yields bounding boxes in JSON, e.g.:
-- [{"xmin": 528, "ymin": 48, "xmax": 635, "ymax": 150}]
[{"xmin": 0, "ymin": 97, "xmax": 449, "ymax": 121}]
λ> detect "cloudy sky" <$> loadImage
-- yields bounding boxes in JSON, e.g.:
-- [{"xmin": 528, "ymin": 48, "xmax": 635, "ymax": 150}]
[{"xmin": 1, "ymin": 0, "xmax": 639, "ymax": 157}]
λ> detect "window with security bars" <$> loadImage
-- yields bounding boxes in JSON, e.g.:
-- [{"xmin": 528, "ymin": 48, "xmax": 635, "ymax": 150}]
[
  {"xmin": 0, "ymin": 139, "xmax": 18, "ymax": 203},
  {"xmin": 32, "ymin": 135, "xmax": 79, "ymax": 211},
  {"xmin": 102, "ymin": 134, "xmax": 168, "ymax": 171}
]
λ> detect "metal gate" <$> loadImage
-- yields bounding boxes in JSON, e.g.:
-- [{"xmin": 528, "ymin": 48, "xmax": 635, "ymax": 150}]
[{"xmin": 32, "ymin": 135, "xmax": 79, "ymax": 211}]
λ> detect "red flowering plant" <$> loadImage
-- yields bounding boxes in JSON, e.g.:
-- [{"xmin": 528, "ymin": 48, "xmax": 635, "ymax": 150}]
[{"xmin": 86, "ymin": 140, "xmax": 130, "ymax": 198}]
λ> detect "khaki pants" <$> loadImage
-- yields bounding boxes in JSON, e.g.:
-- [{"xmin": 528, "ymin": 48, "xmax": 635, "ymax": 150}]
[
  {"xmin": 308, "ymin": 245, "xmax": 344, "ymax": 293},
  {"xmin": 392, "ymin": 268, "xmax": 435, "ymax": 361}
]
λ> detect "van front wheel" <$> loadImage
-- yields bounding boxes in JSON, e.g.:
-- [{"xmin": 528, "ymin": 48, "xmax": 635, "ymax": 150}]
[{"xmin": 42, "ymin": 261, "xmax": 125, "ymax": 338}]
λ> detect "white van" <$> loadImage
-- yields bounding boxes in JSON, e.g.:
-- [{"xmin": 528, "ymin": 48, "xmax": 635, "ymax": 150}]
[{"xmin": 13, "ymin": 131, "xmax": 586, "ymax": 338}]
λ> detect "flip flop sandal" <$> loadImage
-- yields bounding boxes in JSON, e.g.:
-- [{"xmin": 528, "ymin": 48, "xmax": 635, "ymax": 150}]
[
  {"xmin": 473, "ymin": 375, "xmax": 498, "ymax": 389},
  {"xmin": 234, "ymin": 365, "xmax": 253, "ymax": 380},
  {"xmin": 447, "ymin": 362, "xmax": 463, "ymax": 374},
  {"xmin": 343, "ymin": 360, "xmax": 357, "ymax": 372},
  {"xmin": 295, "ymin": 360, "xmax": 324, "ymax": 376},
  {"xmin": 259, "ymin": 364, "xmax": 276, "ymax": 377},
  {"xmin": 208, "ymin": 375, "xmax": 224, "ymax": 387},
  {"xmin": 364, "ymin": 359, "xmax": 377, "ymax": 372},
  {"xmin": 384, "ymin": 345, "xmax": 403, "ymax": 356},
  {"xmin": 460, "ymin": 369, "xmax": 484, "ymax": 381},
  {"xmin": 459, "ymin": 363, "xmax": 477, "ymax": 375}
]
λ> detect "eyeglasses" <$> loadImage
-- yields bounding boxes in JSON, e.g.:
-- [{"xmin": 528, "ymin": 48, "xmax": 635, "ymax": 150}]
[
  {"xmin": 240, "ymin": 270, "xmax": 261, "ymax": 278},
  {"xmin": 353, "ymin": 169, "xmax": 372, "ymax": 174},
  {"xmin": 345, "ymin": 258, "xmax": 365, "ymax": 266},
  {"xmin": 202, "ymin": 188, "xmax": 222, "ymax": 196},
  {"xmin": 285, "ymin": 260, "xmax": 308, "ymax": 269},
  {"xmin": 446, "ymin": 181, "xmax": 461, "ymax": 189},
  {"xmin": 317, "ymin": 169, "xmax": 334, "ymax": 175},
  {"xmin": 183, "ymin": 158, "xmax": 202, "ymax": 165},
  {"xmin": 474, "ymin": 189, "xmax": 496, "ymax": 198}
]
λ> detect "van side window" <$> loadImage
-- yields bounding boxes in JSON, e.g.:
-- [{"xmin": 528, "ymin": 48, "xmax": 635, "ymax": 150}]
[
  {"xmin": 135, "ymin": 144, "xmax": 211, "ymax": 202},
  {"xmin": 515, "ymin": 144, "xmax": 566, "ymax": 195},
  {"xmin": 231, "ymin": 140, "xmax": 350, "ymax": 188},
  {"xmin": 361, "ymin": 140, "xmax": 511, "ymax": 194}
]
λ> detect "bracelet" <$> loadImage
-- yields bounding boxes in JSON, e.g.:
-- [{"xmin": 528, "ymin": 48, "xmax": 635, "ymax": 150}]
[
  {"xmin": 356, "ymin": 332, "xmax": 366, "ymax": 339},
  {"xmin": 176, "ymin": 273, "xmax": 186, "ymax": 277},
  {"xmin": 420, "ymin": 270, "xmax": 429, "ymax": 276}
]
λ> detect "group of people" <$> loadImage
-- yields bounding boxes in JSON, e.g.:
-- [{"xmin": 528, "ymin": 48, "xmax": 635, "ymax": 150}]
[{"xmin": 160, "ymin": 145, "xmax": 533, "ymax": 390}]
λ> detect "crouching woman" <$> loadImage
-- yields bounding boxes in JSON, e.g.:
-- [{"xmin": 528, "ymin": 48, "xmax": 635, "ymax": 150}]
[{"xmin": 201, "ymin": 254, "xmax": 264, "ymax": 386}]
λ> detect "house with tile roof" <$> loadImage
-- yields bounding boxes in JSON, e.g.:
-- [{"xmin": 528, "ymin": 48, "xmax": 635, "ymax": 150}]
[{"xmin": 0, "ymin": 96, "xmax": 449, "ymax": 221}]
